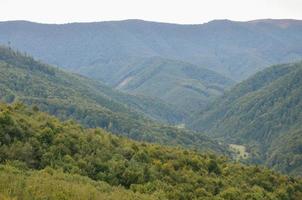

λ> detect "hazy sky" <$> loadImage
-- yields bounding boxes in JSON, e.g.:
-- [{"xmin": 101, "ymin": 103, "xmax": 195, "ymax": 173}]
[{"xmin": 1, "ymin": 0, "xmax": 302, "ymax": 24}]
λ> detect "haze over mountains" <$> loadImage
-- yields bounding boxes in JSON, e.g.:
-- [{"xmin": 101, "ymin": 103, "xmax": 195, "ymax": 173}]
[
  {"xmin": 1, "ymin": 19, "xmax": 302, "ymax": 79},
  {"xmin": 1, "ymin": 17, "xmax": 302, "ymax": 199},
  {"xmin": 1, "ymin": 19, "xmax": 302, "ymax": 110}
]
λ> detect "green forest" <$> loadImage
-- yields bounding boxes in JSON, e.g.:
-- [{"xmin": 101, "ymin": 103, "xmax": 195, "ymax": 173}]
[
  {"xmin": 189, "ymin": 62, "xmax": 302, "ymax": 176},
  {"xmin": 0, "ymin": 46, "xmax": 228, "ymax": 155},
  {"xmin": 0, "ymin": 18, "xmax": 302, "ymax": 200},
  {"xmin": 0, "ymin": 102, "xmax": 301, "ymax": 199}
]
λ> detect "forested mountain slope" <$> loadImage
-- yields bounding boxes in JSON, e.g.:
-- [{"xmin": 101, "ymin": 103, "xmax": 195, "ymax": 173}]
[
  {"xmin": 0, "ymin": 46, "xmax": 227, "ymax": 155},
  {"xmin": 0, "ymin": 19, "xmax": 302, "ymax": 81},
  {"xmin": 0, "ymin": 46, "xmax": 187, "ymax": 123},
  {"xmin": 0, "ymin": 102, "xmax": 301, "ymax": 200},
  {"xmin": 189, "ymin": 61, "xmax": 302, "ymax": 175},
  {"xmin": 103, "ymin": 57, "xmax": 234, "ymax": 112}
]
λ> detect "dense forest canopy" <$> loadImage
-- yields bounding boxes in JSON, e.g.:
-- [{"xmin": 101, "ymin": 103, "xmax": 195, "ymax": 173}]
[
  {"xmin": 0, "ymin": 18, "xmax": 302, "ymax": 200},
  {"xmin": 0, "ymin": 102, "xmax": 301, "ymax": 200}
]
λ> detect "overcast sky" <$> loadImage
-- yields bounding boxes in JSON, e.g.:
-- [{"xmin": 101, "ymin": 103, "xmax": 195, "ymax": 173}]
[{"xmin": 1, "ymin": 0, "xmax": 302, "ymax": 24}]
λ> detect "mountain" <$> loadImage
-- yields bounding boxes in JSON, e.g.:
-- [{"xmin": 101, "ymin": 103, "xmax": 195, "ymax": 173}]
[
  {"xmin": 0, "ymin": 45, "xmax": 186, "ymax": 124},
  {"xmin": 0, "ymin": 102, "xmax": 301, "ymax": 200},
  {"xmin": 90, "ymin": 56, "xmax": 234, "ymax": 112},
  {"xmin": 0, "ymin": 45, "xmax": 229, "ymax": 155},
  {"xmin": 0, "ymin": 19, "xmax": 302, "ymax": 81},
  {"xmin": 189, "ymin": 61, "xmax": 302, "ymax": 175},
  {"xmin": 1, "ymin": 19, "xmax": 302, "ymax": 111}
]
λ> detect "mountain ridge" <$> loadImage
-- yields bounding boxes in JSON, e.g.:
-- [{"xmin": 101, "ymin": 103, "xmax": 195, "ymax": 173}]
[
  {"xmin": 3, "ymin": 18, "xmax": 302, "ymax": 25},
  {"xmin": 1, "ymin": 18, "xmax": 302, "ymax": 81},
  {"xmin": 2, "ymin": 18, "xmax": 302, "ymax": 111}
]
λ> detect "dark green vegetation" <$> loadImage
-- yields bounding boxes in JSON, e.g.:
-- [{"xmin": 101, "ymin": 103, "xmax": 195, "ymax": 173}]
[
  {"xmin": 190, "ymin": 61, "xmax": 302, "ymax": 176},
  {"xmin": 0, "ymin": 45, "xmax": 228, "ymax": 155},
  {"xmin": 1, "ymin": 102, "xmax": 302, "ymax": 200},
  {"xmin": 1, "ymin": 19, "xmax": 302, "ymax": 109}
]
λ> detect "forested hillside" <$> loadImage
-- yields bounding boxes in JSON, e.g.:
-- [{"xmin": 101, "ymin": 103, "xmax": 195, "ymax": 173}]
[
  {"xmin": 190, "ymin": 61, "xmax": 302, "ymax": 175},
  {"xmin": 0, "ymin": 102, "xmax": 301, "ymax": 200},
  {"xmin": 107, "ymin": 57, "xmax": 234, "ymax": 112},
  {"xmin": 0, "ymin": 46, "xmax": 187, "ymax": 124},
  {"xmin": 0, "ymin": 46, "xmax": 228, "ymax": 155}
]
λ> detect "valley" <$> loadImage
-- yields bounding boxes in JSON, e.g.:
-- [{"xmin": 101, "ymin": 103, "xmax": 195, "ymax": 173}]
[
  {"xmin": 0, "ymin": 16, "xmax": 302, "ymax": 200},
  {"xmin": 0, "ymin": 46, "xmax": 228, "ymax": 155},
  {"xmin": 189, "ymin": 61, "xmax": 302, "ymax": 175},
  {"xmin": 1, "ymin": 19, "xmax": 302, "ymax": 112}
]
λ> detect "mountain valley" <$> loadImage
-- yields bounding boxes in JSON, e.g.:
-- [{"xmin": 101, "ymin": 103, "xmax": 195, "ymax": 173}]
[{"xmin": 0, "ymin": 17, "xmax": 302, "ymax": 199}]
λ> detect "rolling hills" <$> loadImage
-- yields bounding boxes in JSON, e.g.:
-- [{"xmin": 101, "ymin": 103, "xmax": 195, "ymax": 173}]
[
  {"xmin": 0, "ymin": 102, "xmax": 301, "ymax": 199},
  {"xmin": 0, "ymin": 45, "xmax": 229, "ymax": 155},
  {"xmin": 189, "ymin": 61, "xmax": 302, "ymax": 175}
]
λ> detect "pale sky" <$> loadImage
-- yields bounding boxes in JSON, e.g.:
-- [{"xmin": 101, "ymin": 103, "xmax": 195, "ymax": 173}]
[{"xmin": 1, "ymin": 0, "xmax": 302, "ymax": 24}]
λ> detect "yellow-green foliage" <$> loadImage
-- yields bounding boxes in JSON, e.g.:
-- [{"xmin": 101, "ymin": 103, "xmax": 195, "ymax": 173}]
[
  {"xmin": 0, "ymin": 165, "xmax": 153, "ymax": 200},
  {"xmin": 0, "ymin": 103, "xmax": 302, "ymax": 199}
]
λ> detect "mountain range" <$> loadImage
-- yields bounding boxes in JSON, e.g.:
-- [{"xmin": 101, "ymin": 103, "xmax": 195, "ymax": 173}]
[
  {"xmin": 1, "ymin": 19, "xmax": 302, "ymax": 80},
  {"xmin": 1, "ymin": 19, "xmax": 302, "ymax": 109},
  {"xmin": 0, "ymin": 18, "xmax": 302, "ymax": 198}
]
